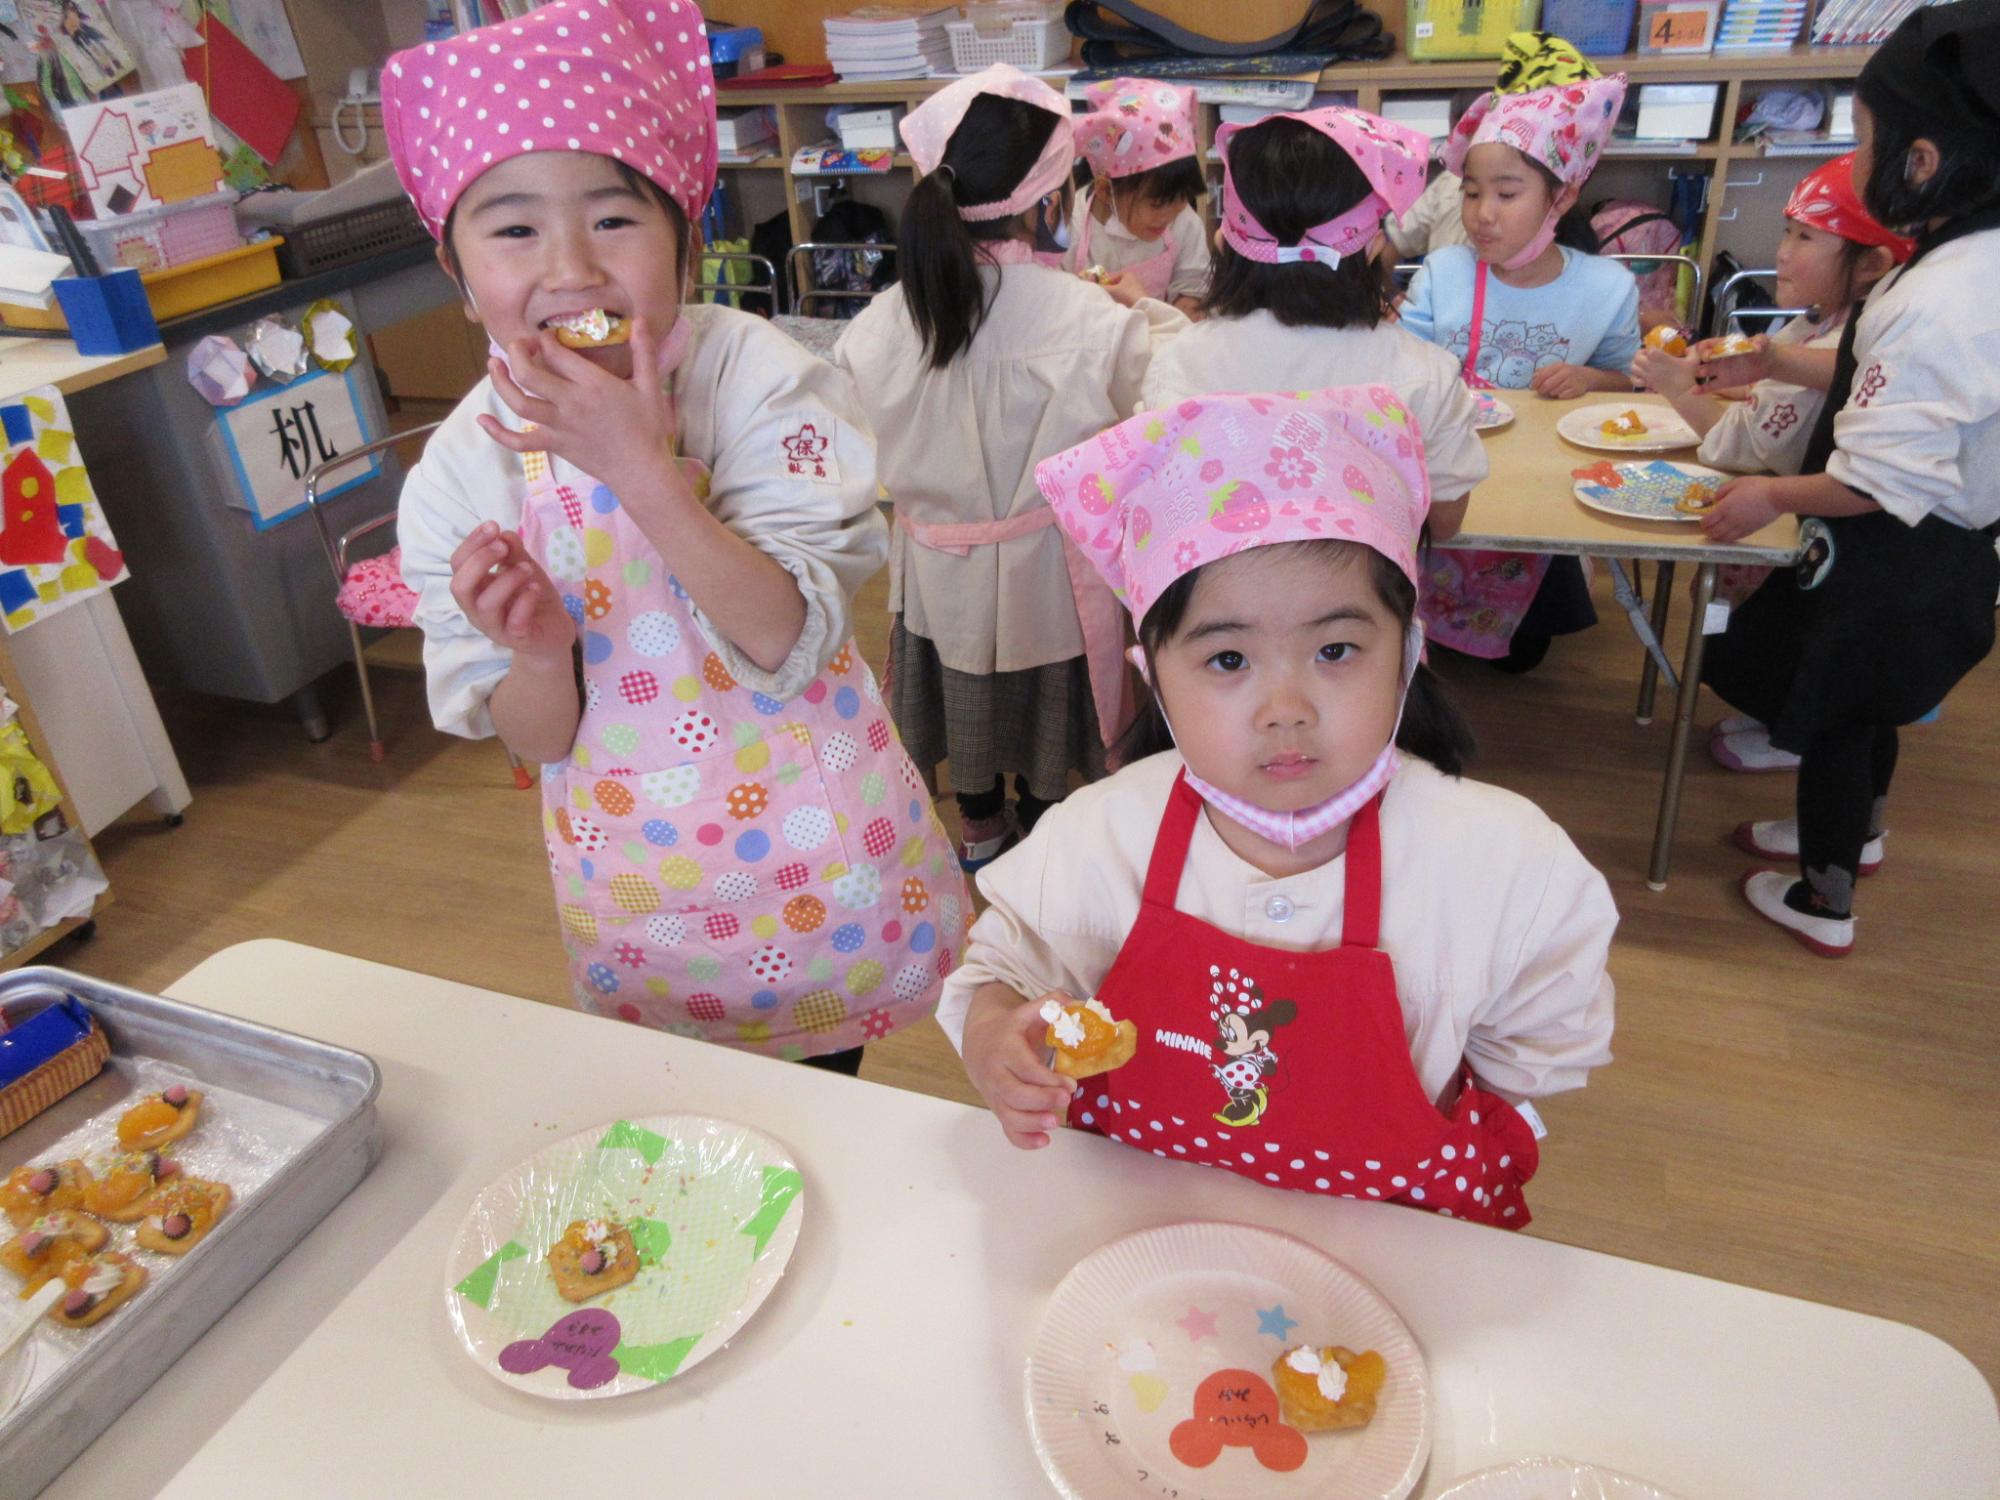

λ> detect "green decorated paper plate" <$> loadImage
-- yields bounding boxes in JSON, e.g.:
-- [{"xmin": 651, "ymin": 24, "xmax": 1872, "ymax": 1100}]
[{"xmin": 445, "ymin": 1115, "xmax": 804, "ymax": 1400}]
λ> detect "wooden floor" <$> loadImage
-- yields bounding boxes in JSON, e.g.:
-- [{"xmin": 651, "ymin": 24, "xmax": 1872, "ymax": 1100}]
[{"xmin": 72, "ymin": 554, "xmax": 2000, "ymax": 1390}]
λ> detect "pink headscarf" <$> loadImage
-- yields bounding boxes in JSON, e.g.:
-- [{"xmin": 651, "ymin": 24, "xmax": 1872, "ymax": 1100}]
[
  {"xmin": 382, "ymin": 0, "xmax": 719, "ymax": 242},
  {"xmin": 1216, "ymin": 106, "xmax": 1430, "ymax": 267},
  {"xmin": 1034, "ymin": 387, "xmax": 1433, "ymax": 621},
  {"xmin": 1074, "ymin": 78, "xmax": 1198, "ymax": 179},
  {"xmin": 1444, "ymin": 70, "xmax": 1626, "ymax": 268},
  {"xmin": 899, "ymin": 63, "xmax": 1074, "ymax": 222}
]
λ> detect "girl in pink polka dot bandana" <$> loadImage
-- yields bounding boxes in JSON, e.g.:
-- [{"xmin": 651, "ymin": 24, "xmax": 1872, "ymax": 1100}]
[{"xmin": 387, "ymin": 1, "xmax": 966, "ymax": 1066}]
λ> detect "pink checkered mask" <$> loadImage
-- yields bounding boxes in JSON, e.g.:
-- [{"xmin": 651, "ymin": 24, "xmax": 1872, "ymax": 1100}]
[
  {"xmin": 900, "ymin": 63, "xmax": 1074, "ymax": 223},
  {"xmin": 1217, "ymin": 106, "xmax": 1430, "ymax": 269},
  {"xmin": 382, "ymin": 0, "xmax": 719, "ymax": 243},
  {"xmin": 1132, "ymin": 619, "xmax": 1425, "ymax": 851}
]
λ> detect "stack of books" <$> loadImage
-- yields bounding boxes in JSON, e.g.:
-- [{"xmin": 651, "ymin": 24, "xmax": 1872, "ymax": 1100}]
[
  {"xmin": 1716, "ymin": 0, "xmax": 1812, "ymax": 49},
  {"xmin": 1810, "ymin": 0, "xmax": 1939, "ymax": 45},
  {"xmin": 823, "ymin": 6, "xmax": 955, "ymax": 81}
]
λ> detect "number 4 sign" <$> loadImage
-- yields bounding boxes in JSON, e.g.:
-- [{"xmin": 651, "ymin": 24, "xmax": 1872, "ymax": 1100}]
[
  {"xmin": 214, "ymin": 366, "xmax": 380, "ymax": 530},
  {"xmin": 1644, "ymin": 2, "xmax": 1715, "ymax": 51}
]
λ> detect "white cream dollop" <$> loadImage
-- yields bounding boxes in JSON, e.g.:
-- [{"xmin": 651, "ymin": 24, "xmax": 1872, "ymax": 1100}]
[
  {"xmin": 83, "ymin": 1263, "xmax": 124, "ymax": 1297},
  {"xmin": 1283, "ymin": 1345, "xmax": 1347, "ymax": 1403},
  {"xmin": 1039, "ymin": 1000, "xmax": 1086, "ymax": 1050},
  {"xmin": 583, "ymin": 1219, "xmax": 612, "ymax": 1247}
]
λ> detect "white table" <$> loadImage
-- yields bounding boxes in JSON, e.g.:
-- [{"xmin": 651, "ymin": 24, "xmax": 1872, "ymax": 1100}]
[{"xmin": 42, "ymin": 942, "xmax": 1999, "ymax": 1498}]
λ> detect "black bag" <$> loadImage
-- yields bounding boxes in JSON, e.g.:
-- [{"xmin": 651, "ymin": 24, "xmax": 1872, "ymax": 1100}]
[
  {"xmin": 748, "ymin": 209, "xmax": 794, "ymax": 316},
  {"xmin": 1064, "ymin": 0, "xmax": 1391, "ymax": 65}
]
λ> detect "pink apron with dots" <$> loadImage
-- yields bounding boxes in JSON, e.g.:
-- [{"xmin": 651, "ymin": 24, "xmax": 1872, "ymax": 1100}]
[
  {"xmin": 1419, "ymin": 260, "xmax": 1553, "ymax": 659},
  {"xmin": 516, "ymin": 441, "xmax": 967, "ymax": 1058},
  {"xmin": 1074, "ymin": 772, "xmax": 1541, "ymax": 1227}
]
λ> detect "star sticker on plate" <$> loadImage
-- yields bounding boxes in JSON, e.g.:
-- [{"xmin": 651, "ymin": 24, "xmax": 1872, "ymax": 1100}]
[
  {"xmin": 1255, "ymin": 1303, "xmax": 1299, "ymax": 1340},
  {"xmin": 1176, "ymin": 1304, "xmax": 1220, "ymax": 1341}
]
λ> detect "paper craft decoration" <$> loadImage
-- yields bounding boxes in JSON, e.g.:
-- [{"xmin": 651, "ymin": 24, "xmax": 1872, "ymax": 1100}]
[
  {"xmin": 180, "ymin": 13, "xmax": 298, "ymax": 165},
  {"xmin": 186, "ymin": 332, "xmax": 253, "ymax": 405},
  {"xmin": 245, "ymin": 316, "xmax": 305, "ymax": 381},
  {"xmin": 301, "ymin": 298, "xmax": 356, "ymax": 372},
  {"xmin": 212, "ymin": 0, "xmax": 305, "ymax": 81},
  {"xmin": 0, "ymin": 386, "xmax": 130, "ymax": 633},
  {"xmin": 214, "ymin": 365, "xmax": 378, "ymax": 530},
  {"xmin": 14, "ymin": 0, "xmax": 136, "ymax": 105},
  {"xmin": 60, "ymin": 82, "xmax": 223, "ymax": 217}
]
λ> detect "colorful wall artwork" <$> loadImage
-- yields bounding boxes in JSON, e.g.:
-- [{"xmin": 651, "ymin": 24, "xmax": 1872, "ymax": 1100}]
[
  {"xmin": 59, "ymin": 79, "xmax": 220, "ymax": 216},
  {"xmin": 0, "ymin": 383, "xmax": 128, "ymax": 633}
]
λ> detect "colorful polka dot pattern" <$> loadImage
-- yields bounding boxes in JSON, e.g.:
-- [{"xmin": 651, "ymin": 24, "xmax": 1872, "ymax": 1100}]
[
  {"xmin": 521, "ymin": 446, "xmax": 966, "ymax": 1057},
  {"xmin": 382, "ymin": 0, "xmax": 720, "ymax": 243}
]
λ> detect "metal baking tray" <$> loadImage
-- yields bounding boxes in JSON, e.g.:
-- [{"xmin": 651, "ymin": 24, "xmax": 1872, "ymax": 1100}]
[{"xmin": 0, "ymin": 967, "xmax": 381, "ymax": 1498}]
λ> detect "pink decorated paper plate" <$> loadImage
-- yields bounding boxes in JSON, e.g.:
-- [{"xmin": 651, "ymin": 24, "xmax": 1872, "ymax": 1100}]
[
  {"xmin": 1473, "ymin": 391, "xmax": 1514, "ymax": 432},
  {"xmin": 1027, "ymin": 1221, "xmax": 1431, "ymax": 1499}
]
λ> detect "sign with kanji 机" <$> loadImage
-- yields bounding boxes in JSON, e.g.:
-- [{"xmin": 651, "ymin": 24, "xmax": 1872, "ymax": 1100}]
[{"xmin": 215, "ymin": 366, "xmax": 379, "ymax": 530}]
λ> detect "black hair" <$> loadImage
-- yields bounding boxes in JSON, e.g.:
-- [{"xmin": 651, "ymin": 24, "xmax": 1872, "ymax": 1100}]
[
  {"xmin": 1853, "ymin": 72, "xmax": 2000, "ymax": 229},
  {"xmin": 1200, "ymin": 117, "xmax": 1392, "ymax": 329},
  {"xmin": 898, "ymin": 94, "xmax": 1062, "ymax": 369},
  {"xmin": 1523, "ymin": 157, "xmax": 1602, "ymax": 253},
  {"xmin": 438, "ymin": 157, "xmax": 691, "ymax": 291},
  {"xmin": 1108, "ymin": 153, "xmax": 1206, "ymax": 212},
  {"xmin": 1115, "ymin": 541, "xmax": 1477, "ymax": 776}
]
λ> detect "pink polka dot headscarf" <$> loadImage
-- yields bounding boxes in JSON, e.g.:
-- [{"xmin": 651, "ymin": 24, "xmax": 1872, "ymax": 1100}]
[
  {"xmin": 1033, "ymin": 387, "xmax": 1433, "ymax": 622},
  {"xmin": 382, "ymin": 0, "xmax": 719, "ymax": 242}
]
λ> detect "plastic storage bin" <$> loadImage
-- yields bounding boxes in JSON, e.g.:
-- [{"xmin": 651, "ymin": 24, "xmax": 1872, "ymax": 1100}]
[
  {"xmin": 1542, "ymin": 0, "xmax": 1638, "ymax": 52},
  {"xmin": 945, "ymin": 6, "xmax": 1070, "ymax": 72},
  {"xmin": 75, "ymin": 191, "xmax": 242, "ymax": 275},
  {"xmin": 1407, "ymin": 0, "xmax": 1543, "ymax": 59}
]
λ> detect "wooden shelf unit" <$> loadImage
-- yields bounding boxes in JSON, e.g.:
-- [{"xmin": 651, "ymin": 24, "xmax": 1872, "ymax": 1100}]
[{"xmin": 716, "ymin": 41, "xmax": 1880, "ymax": 278}]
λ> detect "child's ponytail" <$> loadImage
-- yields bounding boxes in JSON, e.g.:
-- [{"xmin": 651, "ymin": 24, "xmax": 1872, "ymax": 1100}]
[{"xmin": 897, "ymin": 94, "xmax": 1061, "ymax": 368}]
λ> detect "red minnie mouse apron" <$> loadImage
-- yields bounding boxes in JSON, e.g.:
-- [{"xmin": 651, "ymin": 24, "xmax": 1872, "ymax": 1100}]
[{"xmin": 1075, "ymin": 771, "xmax": 1540, "ymax": 1227}]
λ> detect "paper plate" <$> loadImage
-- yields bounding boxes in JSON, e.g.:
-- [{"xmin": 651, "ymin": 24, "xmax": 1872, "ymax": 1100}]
[
  {"xmin": 1473, "ymin": 391, "xmax": 1514, "ymax": 432},
  {"xmin": 1437, "ymin": 1457, "xmax": 1687, "ymax": 1498},
  {"xmin": 1556, "ymin": 403, "xmax": 1699, "ymax": 454},
  {"xmin": 445, "ymin": 1115, "xmax": 803, "ymax": 1400},
  {"xmin": 1027, "ymin": 1222, "xmax": 1430, "ymax": 1500},
  {"xmin": 1571, "ymin": 460, "xmax": 1728, "ymax": 524}
]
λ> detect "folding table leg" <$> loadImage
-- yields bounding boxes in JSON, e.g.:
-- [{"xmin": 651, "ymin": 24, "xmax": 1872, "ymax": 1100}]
[
  {"xmin": 1636, "ymin": 559, "xmax": 1675, "ymax": 725},
  {"xmin": 1648, "ymin": 562, "xmax": 1716, "ymax": 890}
]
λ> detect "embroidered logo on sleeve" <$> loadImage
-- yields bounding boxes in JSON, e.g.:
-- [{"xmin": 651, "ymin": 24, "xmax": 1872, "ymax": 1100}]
[
  {"xmin": 1760, "ymin": 401, "xmax": 1799, "ymax": 438},
  {"xmin": 1853, "ymin": 361, "xmax": 1890, "ymax": 408},
  {"xmin": 781, "ymin": 420, "xmax": 841, "ymax": 485}
]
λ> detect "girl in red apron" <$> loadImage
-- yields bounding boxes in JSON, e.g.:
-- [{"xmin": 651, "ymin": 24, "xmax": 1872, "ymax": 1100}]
[
  {"xmin": 945, "ymin": 388, "xmax": 1618, "ymax": 1228},
  {"xmin": 1070, "ymin": 79, "xmax": 1210, "ymax": 313},
  {"xmin": 1695, "ymin": 0, "xmax": 2000, "ymax": 958},
  {"xmin": 836, "ymin": 66, "xmax": 1186, "ymax": 871},
  {"xmin": 386, "ymin": 2, "xmax": 966, "ymax": 1071},
  {"xmin": 1400, "ymin": 36, "xmax": 1638, "ymax": 672}
]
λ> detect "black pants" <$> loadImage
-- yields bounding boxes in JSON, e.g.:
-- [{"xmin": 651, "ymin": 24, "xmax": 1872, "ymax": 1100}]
[
  {"xmin": 1705, "ymin": 604, "xmax": 1903, "ymax": 915},
  {"xmin": 801, "ymin": 1046, "xmax": 864, "ymax": 1077},
  {"xmin": 956, "ymin": 774, "xmax": 1054, "ymax": 832}
]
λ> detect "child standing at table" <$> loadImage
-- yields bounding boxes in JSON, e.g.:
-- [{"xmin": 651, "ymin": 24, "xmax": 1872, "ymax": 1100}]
[
  {"xmin": 1142, "ymin": 104, "xmax": 1487, "ymax": 539},
  {"xmin": 1695, "ymin": 0, "xmax": 2000, "ymax": 957},
  {"xmin": 1634, "ymin": 153, "xmax": 1910, "ymax": 776},
  {"xmin": 387, "ymin": 0, "xmax": 966, "ymax": 1070},
  {"xmin": 835, "ymin": 65, "xmax": 1184, "ymax": 871},
  {"xmin": 944, "ymin": 388, "xmax": 1617, "ymax": 1228},
  {"xmin": 1399, "ymin": 34, "xmax": 1637, "ymax": 671},
  {"xmin": 1068, "ymin": 79, "xmax": 1210, "ymax": 315}
]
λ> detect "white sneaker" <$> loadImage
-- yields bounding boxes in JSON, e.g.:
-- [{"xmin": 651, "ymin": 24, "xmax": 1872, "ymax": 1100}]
[
  {"xmin": 1710, "ymin": 727, "xmax": 1803, "ymax": 773},
  {"xmin": 1732, "ymin": 818, "xmax": 1884, "ymax": 876},
  {"xmin": 1709, "ymin": 714, "xmax": 1763, "ymax": 739},
  {"xmin": 1740, "ymin": 869, "xmax": 1854, "ymax": 958}
]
